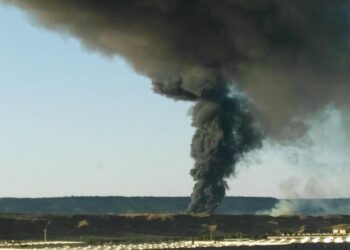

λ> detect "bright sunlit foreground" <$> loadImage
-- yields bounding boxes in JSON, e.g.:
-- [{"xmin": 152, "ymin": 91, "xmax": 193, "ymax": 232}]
[{"xmin": 1, "ymin": 237, "xmax": 350, "ymax": 250}]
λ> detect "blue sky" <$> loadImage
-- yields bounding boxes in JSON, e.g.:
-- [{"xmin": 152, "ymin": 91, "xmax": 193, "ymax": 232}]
[{"xmin": 1, "ymin": 4, "xmax": 349, "ymax": 198}]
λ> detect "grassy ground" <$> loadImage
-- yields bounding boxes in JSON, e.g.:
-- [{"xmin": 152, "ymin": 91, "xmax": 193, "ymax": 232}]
[{"xmin": 0, "ymin": 213, "xmax": 349, "ymax": 242}]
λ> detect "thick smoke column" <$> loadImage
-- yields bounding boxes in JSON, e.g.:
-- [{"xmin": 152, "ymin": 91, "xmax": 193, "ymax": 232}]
[
  {"xmin": 189, "ymin": 95, "xmax": 260, "ymax": 212},
  {"xmin": 3, "ymin": 0, "xmax": 350, "ymax": 212},
  {"xmin": 152, "ymin": 71, "xmax": 261, "ymax": 212}
]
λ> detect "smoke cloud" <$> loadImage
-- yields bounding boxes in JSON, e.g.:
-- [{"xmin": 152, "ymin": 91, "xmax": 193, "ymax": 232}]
[
  {"xmin": 260, "ymin": 177, "xmax": 350, "ymax": 216},
  {"xmin": 3, "ymin": 0, "xmax": 350, "ymax": 212}
]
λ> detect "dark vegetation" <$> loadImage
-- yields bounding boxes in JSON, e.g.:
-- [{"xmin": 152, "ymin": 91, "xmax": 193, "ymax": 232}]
[
  {"xmin": 0, "ymin": 196, "xmax": 278, "ymax": 214},
  {"xmin": 1, "ymin": 196, "xmax": 350, "ymax": 215}
]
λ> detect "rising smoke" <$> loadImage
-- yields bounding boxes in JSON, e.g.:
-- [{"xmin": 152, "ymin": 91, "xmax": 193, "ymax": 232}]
[
  {"xmin": 2, "ymin": 0, "xmax": 350, "ymax": 213},
  {"xmin": 260, "ymin": 177, "xmax": 350, "ymax": 216}
]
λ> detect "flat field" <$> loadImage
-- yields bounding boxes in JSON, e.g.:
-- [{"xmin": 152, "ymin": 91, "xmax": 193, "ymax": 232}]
[{"xmin": 0, "ymin": 213, "xmax": 349, "ymax": 242}]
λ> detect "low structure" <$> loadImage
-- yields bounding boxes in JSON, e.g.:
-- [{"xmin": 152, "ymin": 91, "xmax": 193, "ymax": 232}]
[{"xmin": 333, "ymin": 229, "xmax": 347, "ymax": 235}]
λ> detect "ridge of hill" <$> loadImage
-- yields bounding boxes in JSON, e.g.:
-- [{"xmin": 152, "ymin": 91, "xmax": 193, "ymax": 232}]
[
  {"xmin": 0, "ymin": 196, "xmax": 277, "ymax": 214},
  {"xmin": 0, "ymin": 196, "xmax": 350, "ymax": 215}
]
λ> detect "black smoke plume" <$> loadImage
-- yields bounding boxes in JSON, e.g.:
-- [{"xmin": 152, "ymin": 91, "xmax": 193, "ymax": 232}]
[
  {"xmin": 154, "ymin": 71, "xmax": 262, "ymax": 212},
  {"xmin": 3, "ymin": 0, "xmax": 350, "ymax": 212}
]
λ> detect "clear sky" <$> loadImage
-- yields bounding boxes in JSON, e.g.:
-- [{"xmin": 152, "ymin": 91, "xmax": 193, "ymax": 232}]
[{"xmin": 1, "ymin": 4, "xmax": 349, "ymax": 198}]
